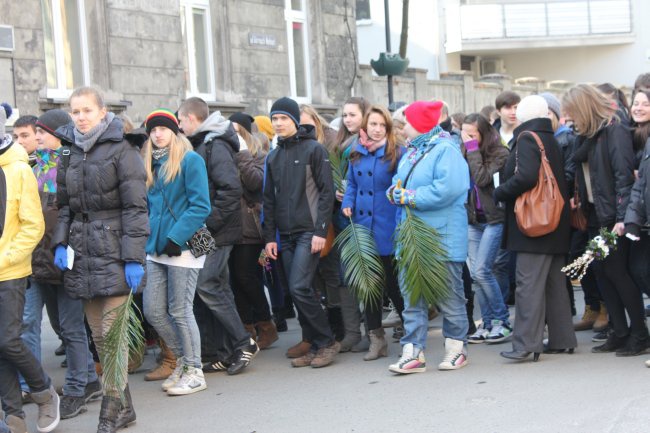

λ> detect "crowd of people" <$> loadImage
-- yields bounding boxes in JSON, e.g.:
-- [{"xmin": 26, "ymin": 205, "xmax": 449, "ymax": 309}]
[{"xmin": 1, "ymin": 71, "xmax": 650, "ymax": 433}]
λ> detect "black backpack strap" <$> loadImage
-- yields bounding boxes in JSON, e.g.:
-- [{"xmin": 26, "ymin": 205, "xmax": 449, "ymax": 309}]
[{"xmin": 60, "ymin": 145, "xmax": 71, "ymax": 171}]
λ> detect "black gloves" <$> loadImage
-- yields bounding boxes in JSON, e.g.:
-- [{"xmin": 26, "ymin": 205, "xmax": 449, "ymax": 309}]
[{"xmin": 164, "ymin": 240, "xmax": 182, "ymax": 257}]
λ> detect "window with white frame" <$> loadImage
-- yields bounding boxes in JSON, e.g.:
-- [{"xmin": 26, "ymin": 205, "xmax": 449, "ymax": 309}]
[
  {"xmin": 41, "ymin": 0, "xmax": 90, "ymax": 98},
  {"xmin": 285, "ymin": 0, "xmax": 311, "ymax": 102},
  {"xmin": 180, "ymin": 0, "xmax": 216, "ymax": 99}
]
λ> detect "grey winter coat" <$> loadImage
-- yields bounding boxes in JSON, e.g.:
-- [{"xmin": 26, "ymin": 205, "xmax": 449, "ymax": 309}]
[{"xmin": 52, "ymin": 117, "xmax": 149, "ymax": 300}]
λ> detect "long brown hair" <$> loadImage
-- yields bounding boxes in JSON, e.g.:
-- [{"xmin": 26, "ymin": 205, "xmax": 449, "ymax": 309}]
[
  {"xmin": 462, "ymin": 113, "xmax": 502, "ymax": 161},
  {"xmin": 349, "ymin": 105, "xmax": 400, "ymax": 171},
  {"xmin": 334, "ymin": 97, "xmax": 370, "ymax": 149},
  {"xmin": 234, "ymin": 123, "xmax": 264, "ymax": 157},
  {"xmin": 632, "ymin": 88, "xmax": 650, "ymax": 152},
  {"xmin": 562, "ymin": 84, "xmax": 616, "ymax": 138}
]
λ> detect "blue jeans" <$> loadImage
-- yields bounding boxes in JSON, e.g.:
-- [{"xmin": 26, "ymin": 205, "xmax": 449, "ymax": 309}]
[
  {"xmin": 400, "ymin": 262, "xmax": 468, "ymax": 350},
  {"xmin": 280, "ymin": 232, "xmax": 334, "ymax": 349},
  {"xmin": 493, "ymin": 248, "xmax": 511, "ymax": 301},
  {"xmin": 467, "ymin": 223, "xmax": 510, "ymax": 327},
  {"xmin": 20, "ymin": 281, "xmax": 96, "ymax": 397},
  {"xmin": 196, "ymin": 246, "xmax": 251, "ymax": 353},
  {"xmin": 144, "ymin": 261, "xmax": 202, "ymax": 368}
]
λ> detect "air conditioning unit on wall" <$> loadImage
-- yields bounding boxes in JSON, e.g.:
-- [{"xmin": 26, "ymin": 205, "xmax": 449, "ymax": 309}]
[{"xmin": 480, "ymin": 58, "xmax": 505, "ymax": 75}]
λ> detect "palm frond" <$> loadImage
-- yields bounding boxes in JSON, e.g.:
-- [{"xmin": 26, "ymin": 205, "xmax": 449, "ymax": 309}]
[
  {"xmin": 101, "ymin": 292, "xmax": 145, "ymax": 401},
  {"xmin": 335, "ymin": 217, "xmax": 385, "ymax": 308},
  {"xmin": 395, "ymin": 207, "xmax": 450, "ymax": 306},
  {"xmin": 329, "ymin": 148, "xmax": 349, "ymax": 193}
]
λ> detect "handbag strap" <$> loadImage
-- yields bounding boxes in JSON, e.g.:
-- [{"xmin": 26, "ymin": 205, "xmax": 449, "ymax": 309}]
[
  {"xmin": 403, "ymin": 144, "xmax": 436, "ymax": 188},
  {"xmin": 515, "ymin": 131, "xmax": 545, "ymax": 174},
  {"xmin": 156, "ymin": 177, "xmax": 178, "ymax": 222}
]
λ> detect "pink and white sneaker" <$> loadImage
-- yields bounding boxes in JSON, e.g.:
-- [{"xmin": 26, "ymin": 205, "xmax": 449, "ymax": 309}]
[{"xmin": 389, "ymin": 343, "xmax": 426, "ymax": 374}]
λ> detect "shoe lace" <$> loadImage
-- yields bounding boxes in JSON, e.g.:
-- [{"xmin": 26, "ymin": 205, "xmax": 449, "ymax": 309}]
[{"xmin": 442, "ymin": 349, "xmax": 462, "ymax": 363}]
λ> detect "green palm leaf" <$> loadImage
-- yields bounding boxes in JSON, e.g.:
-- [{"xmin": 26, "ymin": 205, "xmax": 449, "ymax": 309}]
[
  {"xmin": 329, "ymin": 148, "xmax": 349, "ymax": 193},
  {"xmin": 101, "ymin": 292, "xmax": 145, "ymax": 401},
  {"xmin": 395, "ymin": 207, "xmax": 450, "ymax": 305},
  {"xmin": 335, "ymin": 217, "xmax": 385, "ymax": 308}
]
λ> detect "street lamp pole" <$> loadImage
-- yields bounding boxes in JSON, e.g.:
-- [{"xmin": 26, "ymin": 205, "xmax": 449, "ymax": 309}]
[{"xmin": 384, "ymin": 0, "xmax": 394, "ymax": 105}]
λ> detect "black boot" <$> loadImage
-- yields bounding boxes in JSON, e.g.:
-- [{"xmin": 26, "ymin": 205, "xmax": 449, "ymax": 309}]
[
  {"xmin": 114, "ymin": 385, "xmax": 136, "ymax": 430},
  {"xmin": 327, "ymin": 307, "xmax": 345, "ymax": 341},
  {"xmin": 96, "ymin": 396, "xmax": 120, "ymax": 433},
  {"xmin": 272, "ymin": 307, "xmax": 288, "ymax": 332}
]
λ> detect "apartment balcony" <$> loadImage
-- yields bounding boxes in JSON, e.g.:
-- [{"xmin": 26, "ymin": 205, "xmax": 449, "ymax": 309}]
[{"xmin": 446, "ymin": 0, "xmax": 635, "ymax": 53}]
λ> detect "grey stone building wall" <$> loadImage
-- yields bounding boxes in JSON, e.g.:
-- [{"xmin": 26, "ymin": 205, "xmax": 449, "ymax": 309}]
[{"xmin": 0, "ymin": 0, "xmax": 358, "ymax": 122}]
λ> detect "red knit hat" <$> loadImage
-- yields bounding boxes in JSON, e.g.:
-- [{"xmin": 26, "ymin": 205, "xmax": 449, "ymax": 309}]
[{"xmin": 404, "ymin": 101, "xmax": 444, "ymax": 133}]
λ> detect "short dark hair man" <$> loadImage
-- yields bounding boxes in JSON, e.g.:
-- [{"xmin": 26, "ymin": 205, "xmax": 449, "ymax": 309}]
[
  {"xmin": 494, "ymin": 90, "xmax": 521, "ymax": 147},
  {"xmin": 263, "ymin": 96, "xmax": 340, "ymax": 368},
  {"xmin": 178, "ymin": 97, "xmax": 258, "ymax": 375},
  {"xmin": 12, "ymin": 115, "xmax": 38, "ymax": 166}
]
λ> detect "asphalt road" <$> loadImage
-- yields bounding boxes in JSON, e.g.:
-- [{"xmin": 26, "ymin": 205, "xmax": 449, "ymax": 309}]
[{"xmin": 22, "ymin": 290, "xmax": 650, "ymax": 433}]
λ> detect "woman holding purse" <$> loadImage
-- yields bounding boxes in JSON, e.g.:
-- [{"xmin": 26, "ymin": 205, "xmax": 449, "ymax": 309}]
[{"xmin": 140, "ymin": 109, "xmax": 211, "ymax": 395}]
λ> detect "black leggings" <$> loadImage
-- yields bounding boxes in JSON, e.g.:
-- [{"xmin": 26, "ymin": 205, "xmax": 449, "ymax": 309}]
[
  {"xmin": 229, "ymin": 244, "xmax": 272, "ymax": 324},
  {"xmin": 590, "ymin": 228, "xmax": 648, "ymax": 340},
  {"xmin": 365, "ymin": 256, "xmax": 404, "ymax": 331}
]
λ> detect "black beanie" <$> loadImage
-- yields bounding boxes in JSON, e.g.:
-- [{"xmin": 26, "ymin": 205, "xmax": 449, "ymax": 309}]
[
  {"xmin": 229, "ymin": 112, "xmax": 255, "ymax": 134},
  {"xmin": 270, "ymin": 97, "xmax": 300, "ymax": 128},
  {"xmin": 36, "ymin": 109, "xmax": 72, "ymax": 139}
]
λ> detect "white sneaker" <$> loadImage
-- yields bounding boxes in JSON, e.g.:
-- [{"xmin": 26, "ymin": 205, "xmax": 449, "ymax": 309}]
[
  {"xmin": 161, "ymin": 360, "xmax": 183, "ymax": 392},
  {"xmin": 645, "ymin": 359, "xmax": 650, "ymax": 368},
  {"xmin": 468, "ymin": 325, "xmax": 489, "ymax": 344},
  {"xmin": 388, "ymin": 343, "xmax": 426, "ymax": 374},
  {"xmin": 166, "ymin": 367, "xmax": 207, "ymax": 396},
  {"xmin": 438, "ymin": 338, "xmax": 468, "ymax": 370},
  {"xmin": 486, "ymin": 320, "xmax": 512, "ymax": 344},
  {"xmin": 382, "ymin": 309, "xmax": 401, "ymax": 328}
]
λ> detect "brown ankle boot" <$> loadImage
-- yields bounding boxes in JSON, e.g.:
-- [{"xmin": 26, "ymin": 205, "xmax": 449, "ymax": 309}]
[
  {"xmin": 145, "ymin": 339, "xmax": 176, "ymax": 381},
  {"xmin": 244, "ymin": 323, "xmax": 257, "ymax": 341},
  {"xmin": 256, "ymin": 320, "xmax": 279, "ymax": 349},
  {"xmin": 574, "ymin": 305, "xmax": 598, "ymax": 331},
  {"xmin": 593, "ymin": 302, "xmax": 609, "ymax": 332},
  {"xmin": 286, "ymin": 340, "xmax": 311, "ymax": 358}
]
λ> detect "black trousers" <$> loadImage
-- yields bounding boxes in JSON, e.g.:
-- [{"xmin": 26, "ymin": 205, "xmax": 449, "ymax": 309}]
[
  {"xmin": 570, "ymin": 229, "xmax": 601, "ymax": 311},
  {"xmin": 229, "ymin": 243, "xmax": 272, "ymax": 324},
  {"xmin": 280, "ymin": 232, "xmax": 334, "ymax": 349},
  {"xmin": 365, "ymin": 256, "xmax": 404, "ymax": 330},
  {"xmin": 590, "ymin": 227, "xmax": 648, "ymax": 340},
  {"xmin": 0, "ymin": 278, "xmax": 51, "ymax": 418}
]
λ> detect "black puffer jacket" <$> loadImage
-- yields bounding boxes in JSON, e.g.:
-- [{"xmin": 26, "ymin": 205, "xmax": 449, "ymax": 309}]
[
  {"xmin": 31, "ymin": 191, "xmax": 62, "ymax": 284},
  {"xmin": 625, "ymin": 138, "xmax": 650, "ymax": 227},
  {"xmin": 263, "ymin": 125, "xmax": 334, "ymax": 242},
  {"xmin": 555, "ymin": 125, "xmax": 578, "ymax": 191},
  {"xmin": 188, "ymin": 113, "xmax": 242, "ymax": 246},
  {"xmin": 494, "ymin": 118, "xmax": 570, "ymax": 254},
  {"xmin": 52, "ymin": 118, "xmax": 149, "ymax": 300},
  {"xmin": 573, "ymin": 121, "xmax": 635, "ymax": 226}
]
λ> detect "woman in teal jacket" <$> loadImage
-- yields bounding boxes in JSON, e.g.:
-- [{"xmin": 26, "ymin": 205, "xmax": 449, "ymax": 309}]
[
  {"xmin": 141, "ymin": 109, "xmax": 211, "ymax": 397},
  {"xmin": 386, "ymin": 101, "xmax": 470, "ymax": 375}
]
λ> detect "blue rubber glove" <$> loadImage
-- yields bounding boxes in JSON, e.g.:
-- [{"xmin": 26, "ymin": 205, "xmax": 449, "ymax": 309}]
[
  {"xmin": 54, "ymin": 245, "xmax": 68, "ymax": 271},
  {"xmin": 124, "ymin": 262, "xmax": 144, "ymax": 294}
]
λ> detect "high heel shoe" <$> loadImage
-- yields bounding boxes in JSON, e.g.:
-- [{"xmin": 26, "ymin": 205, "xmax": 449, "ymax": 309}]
[
  {"xmin": 543, "ymin": 345, "xmax": 575, "ymax": 354},
  {"xmin": 500, "ymin": 350, "xmax": 541, "ymax": 362}
]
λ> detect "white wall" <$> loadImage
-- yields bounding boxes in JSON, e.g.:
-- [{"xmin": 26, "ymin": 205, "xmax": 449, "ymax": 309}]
[
  {"xmin": 479, "ymin": 0, "xmax": 650, "ymax": 86},
  {"xmin": 356, "ymin": 0, "xmax": 441, "ymax": 79}
]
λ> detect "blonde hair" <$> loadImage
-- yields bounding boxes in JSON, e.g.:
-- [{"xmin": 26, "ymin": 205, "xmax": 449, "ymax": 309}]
[
  {"xmin": 562, "ymin": 84, "xmax": 615, "ymax": 138},
  {"xmin": 143, "ymin": 132, "xmax": 192, "ymax": 188},
  {"xmin": 300, "ymin": 104, "xmax": 328, "ymax": 143},
  {"xmin": 237, "ymin": 126, "xmax": 265, "ymax": 157},
  {"xmin": 69, "ymin": 86, "xmax": 105, "ymax": 108}
]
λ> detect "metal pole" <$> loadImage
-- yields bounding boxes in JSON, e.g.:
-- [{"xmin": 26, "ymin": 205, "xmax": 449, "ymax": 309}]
[{"xmin": 384, "ymin": 0, "xmax": 393, "ymax": 105}]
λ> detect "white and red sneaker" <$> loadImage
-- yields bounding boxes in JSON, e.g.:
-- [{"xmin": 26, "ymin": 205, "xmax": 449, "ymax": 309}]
[
  {"xmin": 438, "ymin": 338, "xmax": 468, "ymax": 370},
  {"xmin": 389, "ymin": 343, "xmax": 426, "ymax": 374}
]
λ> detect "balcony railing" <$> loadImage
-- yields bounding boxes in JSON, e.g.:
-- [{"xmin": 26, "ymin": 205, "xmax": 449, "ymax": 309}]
[{"xmin": 459, "ymin": 0, "xmax": 632, "ymax": 41}]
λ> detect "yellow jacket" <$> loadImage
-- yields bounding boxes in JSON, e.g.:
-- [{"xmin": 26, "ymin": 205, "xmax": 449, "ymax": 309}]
[{"xmin": 0, "ymin": 143, "xmax": 45, "ymax": 281}]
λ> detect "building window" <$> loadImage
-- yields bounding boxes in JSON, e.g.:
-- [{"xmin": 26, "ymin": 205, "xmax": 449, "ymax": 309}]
[
  {"xmin": 41, "ymin": 0, "xmax": 90, "ymax": 98},
  {"xmin": 356, "ymin": 0, "xmax": 371, "ymax": 21},
  {"xmin": 285, "ymin": 0, "xmax": 311, "ymax": 102},
  {"xmin": 180, "ymin": 0, "xmax": 216, "ymax": 99}
]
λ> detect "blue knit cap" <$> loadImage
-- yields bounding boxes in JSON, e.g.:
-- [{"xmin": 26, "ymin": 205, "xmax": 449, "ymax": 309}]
[{"xmin": 270, "ymin": 97, "xmax": 300, "ymax": 128}]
